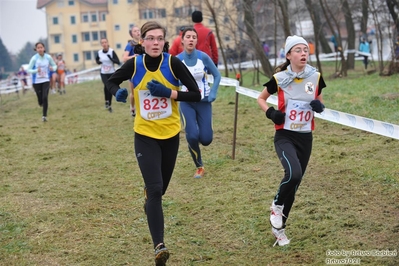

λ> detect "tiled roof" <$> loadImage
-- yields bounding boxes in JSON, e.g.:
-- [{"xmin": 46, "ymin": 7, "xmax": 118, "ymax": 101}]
[
  {"xmin": 37, "ymin": 0, "xmax": 107, "ymax": 9},
  {"xmin": 37, "ymin": 0, "xmax": 52, "ymax": 9}
]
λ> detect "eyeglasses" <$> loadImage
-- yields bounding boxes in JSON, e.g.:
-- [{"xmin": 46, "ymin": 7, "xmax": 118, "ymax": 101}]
[
  {"xmin": 143, "ymin": 36, "xmax": 165, "ymax": 42},
  {"xmin": 291, "ymin": 48, "xmax": 309, "ymax": 54}
]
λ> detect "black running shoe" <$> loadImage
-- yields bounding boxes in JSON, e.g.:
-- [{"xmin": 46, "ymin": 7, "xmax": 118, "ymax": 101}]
[{"xmin": 154, "ymin": 243, "xmax": 169, "ymax": 266}]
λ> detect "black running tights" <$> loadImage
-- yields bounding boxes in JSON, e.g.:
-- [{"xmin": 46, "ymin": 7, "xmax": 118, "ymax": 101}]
[
  {"xmin": 273, "ymin": 130, "xmax": 313, "ymax": 224},
  {"xmin": 134, "ymin": 132, "xmax": 179, "ymax": 248}
]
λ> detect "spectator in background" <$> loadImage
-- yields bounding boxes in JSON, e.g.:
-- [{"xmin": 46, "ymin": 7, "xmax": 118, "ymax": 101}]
[
  {"xmin": 169, "ymin": 26, "xmax": 185, "ymax": 56},
  {"xmin": 122, "ymin": 26, "xmax": 141, "ymax": 62},
  {"xmin": 308, "ymin": 40, "xmax": 315, "ymax": 55},
  {"xmin": 263, "ymin": 41, "xmax": 270, "ymax": 57},
  {"xmin": 73, "ymin": 69, "xmax": 78, "ymax": 84},
  {"xmin": 66, "ymin": 69, "xmax": 73, "ymax": 84},
  {"xmin": 225, "ymin": 45, "xmax": 235, "ymax": 63},
  {"xmin": 192, "ymin": 11, "xmax": 218, "ymax": 67},
  {"xmin": 17, "ymin": 66, "xmax": 28, "ymax": 94},
  {"xmin": 279, "ymin": 46, "xmax": 285, "ymax": 59},
  {"xmin": 359, "ymin": 37, "xmax": 371, "ymax": 70},
  {"xmin": 330, "ymin": 34, "xmax": 338, "ymax": 53}
]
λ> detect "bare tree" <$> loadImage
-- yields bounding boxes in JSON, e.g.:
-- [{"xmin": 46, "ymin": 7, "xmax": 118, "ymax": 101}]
[
  {"xmin": 341, "ymin": 0, "xmax": 356, "ymax": 69},
  {"xmin": 304, "ymin": 0, "xmax": 323, "ymax": 72},
  {"xmin": 241, "ymin": 0, "xmax": 274, "ymax": 77},
  {"xmin": 203, "ymin": 0, "xmax": 229, "ymax": 76},
  {"xmin": 386, "ymin": 0, "xmax": 399, "ymax": 35},
  {"xmin": 277, "ymin": 0, "xmax": 291, "ymax": 37},
  {"xmin": 320, "ymin": 0, "xmax": 347, "ymax": 76},
  {"xmin": 369, "ymin": 0, "xmax": 393, "ymax": 74},
  {"xmin": 360, "ymin": 0, "xmax": 369, "ymax": 37}
]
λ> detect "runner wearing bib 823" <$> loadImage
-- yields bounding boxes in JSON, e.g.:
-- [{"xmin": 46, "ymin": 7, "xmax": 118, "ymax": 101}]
[
  {"xmin": 105, "ymin": 21, "xmax": 201, "ymax": 265},
  {"xmin": 131, "ymin": 53, "xmax": 180, "ymax": 139}
]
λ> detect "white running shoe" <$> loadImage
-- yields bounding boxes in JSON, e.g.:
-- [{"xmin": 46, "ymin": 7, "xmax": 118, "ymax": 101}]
[
  {"xmin": 272, "ymin": 227, "xmax": 290, "ymax": 247},
  {"xmin": 42, "ymin": 116, "xmax": 47, "ymax": 122},
  {"xmin": 270, "ymin": 202, "xmax": 285, "ymax": 229}
]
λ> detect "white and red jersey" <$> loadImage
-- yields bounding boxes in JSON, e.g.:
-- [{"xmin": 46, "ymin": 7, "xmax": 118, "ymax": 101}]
[{"xmin": 273, "ymin": 71, "xmax": 321, "ymax": 132}]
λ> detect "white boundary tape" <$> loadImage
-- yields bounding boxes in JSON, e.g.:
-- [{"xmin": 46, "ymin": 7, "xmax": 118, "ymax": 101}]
[{"xmin": 217, "ymin": 76, "xmax": 399, "ymax": 140}]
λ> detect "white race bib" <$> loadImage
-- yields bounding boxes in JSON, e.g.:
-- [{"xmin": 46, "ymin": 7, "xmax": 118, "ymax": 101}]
[
  {"xmin": 101, "ymin": 65, "xmax": 111, "ymax": 73},
  {"xmin": 284, "ymin": 99, "xmax": 313, "ymax": 132},
  {"xmin": 138, "ymin": 90, "xmax": 172, "ymax": 120}
]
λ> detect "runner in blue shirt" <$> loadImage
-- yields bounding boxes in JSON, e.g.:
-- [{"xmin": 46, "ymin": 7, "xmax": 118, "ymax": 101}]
[{"xmin": 176, "ymin": 27, "xmax": 221, "ymax": 178}]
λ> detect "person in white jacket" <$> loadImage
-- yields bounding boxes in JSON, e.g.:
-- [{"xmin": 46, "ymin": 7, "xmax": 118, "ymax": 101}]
[
  {"xmin": 27, "ymin": 42, "xmax": 57, "ymax": 122},
  {"xmin": 95, "ymin": 38, "xmax": 120, "ymax": 113}
]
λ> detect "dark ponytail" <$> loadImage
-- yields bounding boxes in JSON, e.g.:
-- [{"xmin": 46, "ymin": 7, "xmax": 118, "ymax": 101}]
[{"xmin": 275, "ymin": 60, "xmax": 290, "ymax": 73}]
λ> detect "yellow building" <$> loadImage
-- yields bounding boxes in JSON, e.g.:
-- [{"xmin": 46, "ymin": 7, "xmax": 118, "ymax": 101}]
[{"xmin": 36, "ymin": 0, "xmax": 232, "ymax": 71}]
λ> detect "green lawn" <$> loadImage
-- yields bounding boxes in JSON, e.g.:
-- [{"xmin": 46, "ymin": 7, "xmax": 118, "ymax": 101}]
[{"xmin": 1, "ymin": 65, "xmax": 398, "ymax": 265}]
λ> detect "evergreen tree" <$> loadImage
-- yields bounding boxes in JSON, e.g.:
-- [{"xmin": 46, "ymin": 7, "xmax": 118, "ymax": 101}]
[
  {"xmin": 16, "ymin": 42, "xmax": 35, "ymax": 67},
  {"xmin": 0, "ymin": 37, "xmax": 13, "ymax": 72}
]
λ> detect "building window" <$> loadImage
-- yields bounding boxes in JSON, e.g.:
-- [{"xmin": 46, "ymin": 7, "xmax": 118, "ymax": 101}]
[
  {"xmin": 68, "ymin": 0, "xmax": 74, "ymax": 6},
  {"xmin": 174, "ymin": 5, "xmax": 199, "ymax": 18},
  {"xmin": 224, "ymin": 36, "xmax": 230, "ymax": 41},
  {"xmin": 113, "ymin": 0, "xmax": 118, "ymax": 4},
  {"xmin": 82, "ymin": 32, "xmax": 90, "ymax": 42},
  {"xmin": 116, "ymin": 43, "xmax": 121, "ymax": 49},
  {"xmin": 70, "ymin": 16, "xmax": 76, "ymax": 25},
  {"xmin": 141, "ymin": 9, "xmax": 152, "ymax": 19},
  {"xmin": 72, "ymin": 34, "xmax": 77, "ymax": 43},
  {"xmin": 224, "ymin": 17, "xmax": 229, "ymax": 23},
  {"xmin": 140, "ymin": 9, "xmax": 167, "ymax": 19},
  {"xmin": 159, "ymin": 9, "xmax": 166, "ymax": 18},
  {"xmin": 82, "ymin": 14, "xmax": 89, "ymax": 23},
  {"xmin": 56, "ymin": 0, "xmax": 64, "ymax": 7},
  {"xmin": 174, "ymin": 8, "xmax": 180, "ymax": 17},
  {"xmin": 73, "ymin": 53, "xmax": 79, "ymax": 62},
  {"xmin": 54, "ymin": 35, "xmax": 61, "ymax": 44},
  {"xmin": 100, "ymin": 31, "xmax": 107, "ymax": 39},
  {"xmin": 100, "ymin": 12, "xmax": 107, "ymax": 21},
  {"xmin": 53, "ymin": 17, "xmax": 59, "ymax": 25},
  {"xmin": 91, "ymin": 13, "xmax": 97, "ymax": 22},
  {"xmin": 92, "ymin": 32, "xmax": 99, "ymax": 41},
  {"xmin": 114, "ymin": 25, "xmax": 120, "ymax": 31},
  {"xmin": 127, "ymin": 0, "xmax": 133, "ymax": 3},
  {"xmin": 84, "ymin": 51, "xmax": 92, "ymax": 60}
]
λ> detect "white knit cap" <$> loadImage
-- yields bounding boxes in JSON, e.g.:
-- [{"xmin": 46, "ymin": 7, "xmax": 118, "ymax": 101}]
[{"xmin": 284, "ymin": 35, "xmax": 308, "ymax": 56}]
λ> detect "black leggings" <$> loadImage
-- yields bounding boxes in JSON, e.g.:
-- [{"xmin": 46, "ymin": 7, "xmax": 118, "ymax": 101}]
[
  {"xmin": 134, "ymin": 132, "xmax": 179, "ymax": 247},
  {"xmin": 101, "ymin": 73, "xmax": 113, "ymax": 105},
  {"xmin": 363, "ymin": 56, "xmax": 369, "ymax": 69},
  {"xmin": 273, "ymin": 130, "xmax": 312, "ymax": 225},
  {"xmin": 33, "ymin": 82, "xmax": 50, "ymax": 116}
]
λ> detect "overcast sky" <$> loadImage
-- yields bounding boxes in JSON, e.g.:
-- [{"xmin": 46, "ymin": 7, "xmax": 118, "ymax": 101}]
[{"xmin": 0, "ymin": 0, "xmax": 47, "ymax": 54}]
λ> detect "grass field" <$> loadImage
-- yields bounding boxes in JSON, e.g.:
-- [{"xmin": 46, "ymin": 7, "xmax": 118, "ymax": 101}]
[{"xmin": 1, "ymin": 63, "xmax": 398, "ymax": 265}]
